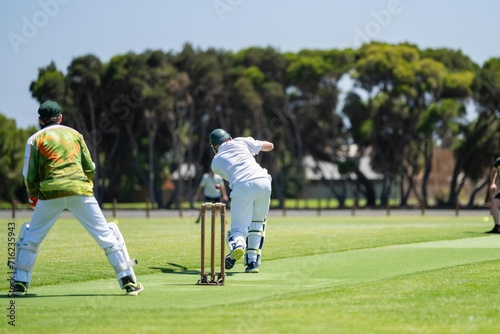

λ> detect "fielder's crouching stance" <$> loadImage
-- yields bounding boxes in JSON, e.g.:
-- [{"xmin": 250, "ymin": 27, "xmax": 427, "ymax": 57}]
[
  {"xmin": 12, "ymin": 220, "xmax": 141, "ymax": 295},
  {"xmin": 10, "ymin": 100, "xmax": 143, "ymax": 296}
]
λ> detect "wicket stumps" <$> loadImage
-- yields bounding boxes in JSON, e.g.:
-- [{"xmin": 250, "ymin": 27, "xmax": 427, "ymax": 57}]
[{"xmin": 197, "ymin": 202, "xmax": 226, "ymax": 285}]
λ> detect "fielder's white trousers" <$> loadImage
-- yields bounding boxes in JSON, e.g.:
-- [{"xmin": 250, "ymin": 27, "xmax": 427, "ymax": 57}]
[
  {"xmin": 229, "ymin": 175, "xmax": 272, "ymax": 240},
  {"xmin": 15, "ymin": 196, "xmax": 118, "ymax": 282}
]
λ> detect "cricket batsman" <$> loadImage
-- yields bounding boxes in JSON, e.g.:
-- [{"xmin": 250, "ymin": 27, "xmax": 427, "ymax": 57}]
[{"xmin": 209, "ymin": 128, "xmax": 274, "ymax": 273}]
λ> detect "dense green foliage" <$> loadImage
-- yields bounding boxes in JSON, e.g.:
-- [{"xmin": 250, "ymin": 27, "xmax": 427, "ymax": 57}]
[
  {"xmin": 1, "ymin": 42, "xmax": 499, "ymax": 208},
  {"xmin": 0, "ymin": 116, "xmax": 36, "ymax": 204}
]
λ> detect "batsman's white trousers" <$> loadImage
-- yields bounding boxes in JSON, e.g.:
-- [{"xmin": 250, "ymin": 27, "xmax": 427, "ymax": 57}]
[
  {"xmin": 15, "ymin": 196, "xmax": 119, "ymax": 282},
  {"xmin": 229, "ymin": 175, "xmax": 271, "ymax": 240}
]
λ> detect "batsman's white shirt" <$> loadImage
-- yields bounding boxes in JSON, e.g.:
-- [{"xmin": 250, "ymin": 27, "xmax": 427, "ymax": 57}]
[
  {"xmin": 211, "ymin": 137, "xmax": 269, "ymax": 190},
  {"xmin": 211, "ymin": 137, "xmax": 271, "ymax": 241}
]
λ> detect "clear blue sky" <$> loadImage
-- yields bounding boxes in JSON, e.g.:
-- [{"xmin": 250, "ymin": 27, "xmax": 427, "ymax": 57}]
[{"xmin": 1, "ymin": 0, "xmax": 499, "ymax": 129}]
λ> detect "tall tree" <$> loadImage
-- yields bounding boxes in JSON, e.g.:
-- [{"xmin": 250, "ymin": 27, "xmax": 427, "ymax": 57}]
[
  {"xmin": 29, "ymin": 61, "xmax": 67, "ymax": 104},
  {"xmin": 66, "ymin": 55, "xmax": 104, "ymax": 199},
  {"xmin": 0, "ymin": 115, "xmax": 32, "ymax": 203},
  {"xmin": 348, "ymin": 42, "xmax": 475, "ymax": 206},
  {"xmin": 101, "ymin": 52, "xmax": 152, "ymax": 203}
]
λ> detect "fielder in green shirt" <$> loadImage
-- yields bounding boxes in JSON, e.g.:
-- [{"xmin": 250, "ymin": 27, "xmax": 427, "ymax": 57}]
[
  {"xmin": 12, "ymin": 100, "xmax": 143, "ymax": 296},
  {"xmin": 23, "ymin": 108, "xmax": 95, "ymax": 200}
]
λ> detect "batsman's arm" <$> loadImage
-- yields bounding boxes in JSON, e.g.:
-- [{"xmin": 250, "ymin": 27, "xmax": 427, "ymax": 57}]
[{"xmin": 260, "ymin": 141, "xmax": 274, "ymax": 152}]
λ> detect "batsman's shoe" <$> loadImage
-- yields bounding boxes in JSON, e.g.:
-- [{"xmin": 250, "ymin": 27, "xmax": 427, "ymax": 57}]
[
  {"xmin": 225, "ymin": 244, "xmax": 244, "ymax": 270},
  {"xmin": 245, "ymin": 261, "xmax": 259, "ymax": 273},
  {"xmin": 11, "ymin": 281, "xmax": 28, "ymax": 296},
  {"xmin": 124, "ymin": 282, "xmax": 144, "ymax": 296},
  {"xmin": 485, "ymin": 225, "xmax": 500, "ymax": 234}
]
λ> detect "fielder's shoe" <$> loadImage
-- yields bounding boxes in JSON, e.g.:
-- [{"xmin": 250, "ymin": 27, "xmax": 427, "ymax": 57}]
[
  {"xmin": 225, "ymin": 244, "xmax": 244, "ymax": 270},
  {"xmin": 124, "ymin": 282, "xmax": 144, "ymax": 296},
  {"xmin": 245, "ymin": 261, "xmax": 259, "ymax": 273},
  {"xmin": 11, "ymin": 281, "xmax": 28, "ymax": 296},
  {"xmin": 485, "ymin": 225, "xmax": 500, "ymax": 234}
]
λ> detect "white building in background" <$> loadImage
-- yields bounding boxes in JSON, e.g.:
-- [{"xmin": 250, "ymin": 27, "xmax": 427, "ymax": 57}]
[{"xmin": 301, "ymin": 145, "xmax": 385, "ymax": 199}]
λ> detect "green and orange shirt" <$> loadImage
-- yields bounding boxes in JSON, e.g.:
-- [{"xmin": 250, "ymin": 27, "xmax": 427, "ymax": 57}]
[{"xmin": 22, "ymin": 124, "xmax": 95, "ymax": 199}]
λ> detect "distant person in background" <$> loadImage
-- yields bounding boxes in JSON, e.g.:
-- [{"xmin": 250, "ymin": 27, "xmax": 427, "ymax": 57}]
[
  {"xmin": 11, "ymin": 100, "xmax": 143, "ymax": 296},
  {"xmin": 193, "ymin": 170, "xmax": 228, "ymax": 223},
  {"xmin": 486, "ymin": 156, "xmax": 500, "ymax": 234}
]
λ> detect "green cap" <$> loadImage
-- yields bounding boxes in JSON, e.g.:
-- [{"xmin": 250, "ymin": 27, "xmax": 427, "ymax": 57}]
[{"xmin": 38, "ymin": 100, "xmax": 62, "ymax": 118}]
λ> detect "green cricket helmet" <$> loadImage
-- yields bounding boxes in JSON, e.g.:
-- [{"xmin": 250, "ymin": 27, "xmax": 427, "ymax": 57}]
[
  {"xmin": 210, "ymin": 128, "xmax": 231, "ymax": 145},
  {"xmin": 209, "ymin": 128, "xmax": 231, "ymax": 153}
]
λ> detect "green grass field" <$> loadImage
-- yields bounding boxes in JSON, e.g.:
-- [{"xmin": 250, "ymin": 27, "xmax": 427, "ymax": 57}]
[{"xmin": 1, "ymin": 212, "xmax": 499, "ymax": 333}]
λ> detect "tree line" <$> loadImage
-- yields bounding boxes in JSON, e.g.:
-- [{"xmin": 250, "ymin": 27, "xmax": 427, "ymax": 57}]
[{"xmin": 1, "ymin": 42, "xmax": 499, "ymax": 209}]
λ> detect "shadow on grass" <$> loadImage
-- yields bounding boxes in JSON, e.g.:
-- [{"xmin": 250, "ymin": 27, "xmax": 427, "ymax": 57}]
[
  {"xmin": 149, "ymin": 262, "xmax": 197, "ymax": 275},
  {"xmin": 466, "ymin": 231, "xmax": 498, "ymax": 235},
  {"xmin": 149, "ymin": 262, "xmax": 236, "ymax": 277}
]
